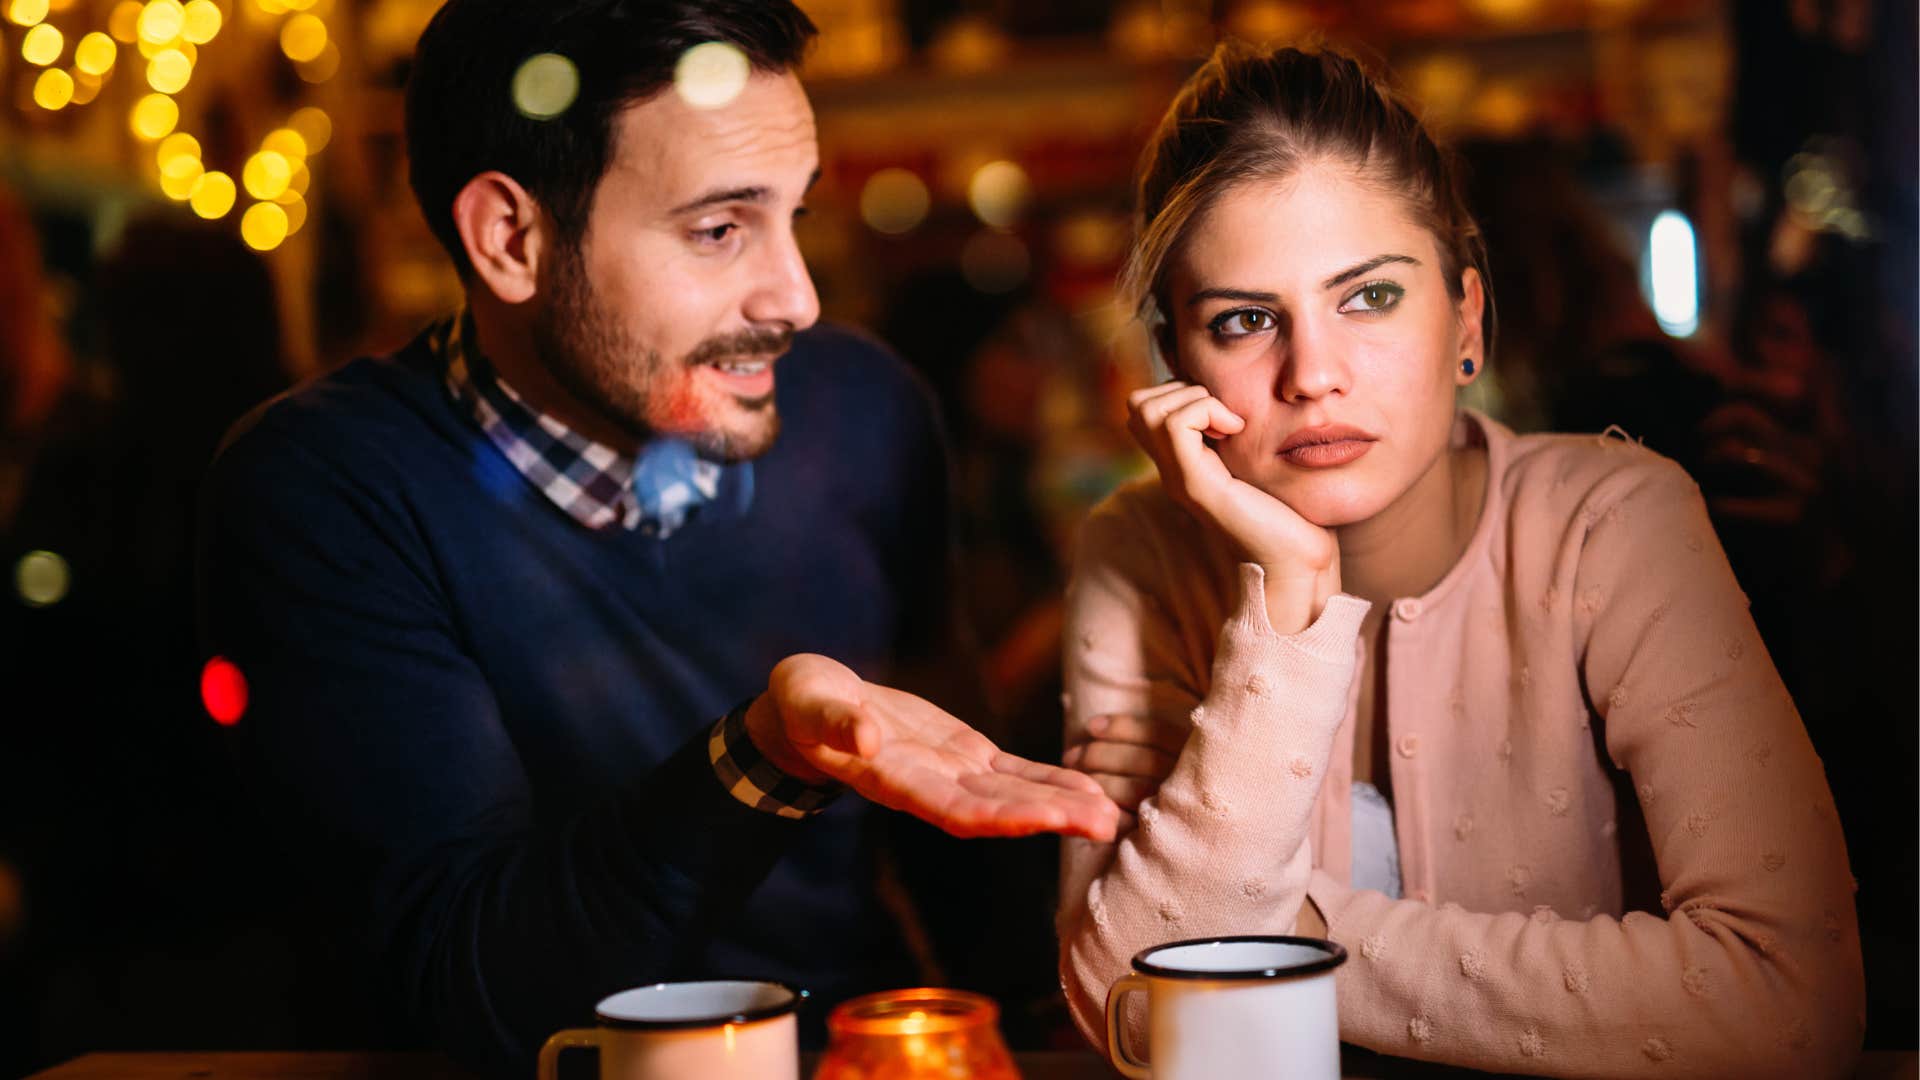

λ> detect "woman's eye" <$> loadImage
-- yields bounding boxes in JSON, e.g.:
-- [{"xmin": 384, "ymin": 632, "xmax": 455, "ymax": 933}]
[
  {"xmin": 1209, "ymin": 309, "xmax": 1275, "ymax": 337},
  {"xmin": 693, "ymin": 223, "xmax": 737, "ymax": 245},
  {"xmin": 1341, "ymin": 281, "xmax": 1404, "ymax": 313}
]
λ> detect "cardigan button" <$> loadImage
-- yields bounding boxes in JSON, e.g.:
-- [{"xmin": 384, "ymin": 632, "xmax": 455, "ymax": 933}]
[
  {"xmin": 1392, "ymin": 598, "xmax": 1424, "ymax": 621},
  {"xmin": 1396, "ymin": 733, "xmax": 1420, "ymax": 758}
]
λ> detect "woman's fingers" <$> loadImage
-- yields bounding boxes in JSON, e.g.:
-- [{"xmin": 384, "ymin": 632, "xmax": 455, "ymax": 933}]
[
  {"xmin": 1087, "ymin": 713, "xmax": 1189, "ymax": 756},
  {"xmin": 1130, "ymin": 383, "xmax": 1212, "ymax": 432},
  {"xmin": 1077, "ymin": 740, "xmax": 1176, "ymax": 780},
  {"xmin": 1093, "ymin": 774, "xmax": 1161, "ymax": 812}
]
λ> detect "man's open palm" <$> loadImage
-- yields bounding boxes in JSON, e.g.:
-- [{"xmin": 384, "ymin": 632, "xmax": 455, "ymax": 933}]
[{"xmin": 750, "ymin": 654, "xmax": 1119, "ymax": 842}]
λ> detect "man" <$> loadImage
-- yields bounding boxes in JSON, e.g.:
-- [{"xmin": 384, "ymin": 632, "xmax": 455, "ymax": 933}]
[{"xmin": 197, "ymin": 1, "xmax": 1115, "ymax": 1074}]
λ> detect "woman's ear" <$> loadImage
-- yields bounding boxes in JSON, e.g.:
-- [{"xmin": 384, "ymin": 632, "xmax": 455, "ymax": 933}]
[
  {"xmin": 451, "ymin": 170, "xmax": 550, "ymax": 305},
  {"xmin": 1454, "ymin": 266, "xmax": 1486, "ymax": 382}
]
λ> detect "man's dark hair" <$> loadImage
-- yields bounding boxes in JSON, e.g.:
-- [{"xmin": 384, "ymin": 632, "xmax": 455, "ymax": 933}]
[{"xmin": 405, "ymin": 0, "xmax": 817, "ymax": 279}]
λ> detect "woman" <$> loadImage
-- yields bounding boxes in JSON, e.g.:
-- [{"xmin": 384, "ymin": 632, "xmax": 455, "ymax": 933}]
[{"xmin": 1057, "ymin": 43, "xmax": 1863, "ymax": 1078}]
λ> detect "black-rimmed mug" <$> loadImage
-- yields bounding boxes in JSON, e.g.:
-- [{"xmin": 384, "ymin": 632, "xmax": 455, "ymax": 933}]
[
  {"xmin": 538, "ymin": 980, "xmax": 805, "ymax": 1079},
  {"xmin": 1104, "ymin": 935, "xmax": 1347, "ymax": 1079}
]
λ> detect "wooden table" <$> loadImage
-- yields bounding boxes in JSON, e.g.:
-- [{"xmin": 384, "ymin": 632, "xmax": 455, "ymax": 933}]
[{"xmin": 26, "ymin": 1051, "xmax": 1920, "ymax": 1079}]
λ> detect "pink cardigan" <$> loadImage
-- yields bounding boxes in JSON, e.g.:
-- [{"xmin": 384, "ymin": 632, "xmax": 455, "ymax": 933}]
[{"xmin": 1058, "ymin": 410, "xmax": 1864, "ymax": 1078}]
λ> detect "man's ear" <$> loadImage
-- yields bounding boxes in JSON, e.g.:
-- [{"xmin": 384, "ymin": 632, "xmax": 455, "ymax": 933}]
[{"xmin": 451, "ymin": 170, "xmax": 549, "ymax": 304}]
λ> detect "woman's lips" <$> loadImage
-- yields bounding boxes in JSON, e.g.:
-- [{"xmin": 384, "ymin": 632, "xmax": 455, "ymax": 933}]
[{"xmin": 1278, "ymin": 425, "xmax": 1377, "ymax": 468}]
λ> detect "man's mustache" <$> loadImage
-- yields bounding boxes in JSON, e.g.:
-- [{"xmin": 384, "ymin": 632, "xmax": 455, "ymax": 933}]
[{"xmin": 685, "ymin": 328, "xmax": 794, "ymax": 366}]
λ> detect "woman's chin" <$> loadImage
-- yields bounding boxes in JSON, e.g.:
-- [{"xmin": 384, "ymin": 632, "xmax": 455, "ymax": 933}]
[{"xmin": 1255, "ymin": 475, "xmax": 1392, "ymax": 529}]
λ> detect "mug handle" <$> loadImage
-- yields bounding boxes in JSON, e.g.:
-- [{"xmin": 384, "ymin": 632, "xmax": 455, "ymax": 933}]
[
  {"xmin": 538, "ymin": 1027, "xmax": 600, "ymax": 1080},
  {"xmin": 1105, "ymin": 973, "xmax": 1151, "ymax": 1079}
]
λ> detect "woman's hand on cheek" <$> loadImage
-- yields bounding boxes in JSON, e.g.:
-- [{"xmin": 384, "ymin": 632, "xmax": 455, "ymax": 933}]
[{"xmin": 1127, "ymin": 381, "xmax": 1339, "ymax": 634}]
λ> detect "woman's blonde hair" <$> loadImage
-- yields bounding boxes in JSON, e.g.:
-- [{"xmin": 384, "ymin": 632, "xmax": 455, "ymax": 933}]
[{"xmin": 1123, "ymin": 41, "xmax": 1496, "ymax": 363}]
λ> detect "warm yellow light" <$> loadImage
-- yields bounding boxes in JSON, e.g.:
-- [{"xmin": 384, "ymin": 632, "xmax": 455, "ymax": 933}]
[
  {"xmin": 22, "ymin": 23, "xmax": 63, "ymax": 65},
  {"xmin": 138, "ymin": 0, "xmax": 185, "ymax": 43},
  {"xmin": 146, "ymin": 46, "xmax": 190, "ymax": 92},
  {"xmin": 261, "ymin": 127, "xmax": 306, "ymax": 162},
  {"xmin": 69, "ymin": 68, "xmax": 102, "ymax": 104},
  {"xmin": 511, "ymin": 52, "xmax": 578, "ymax": 120},
  {"xmin": 6, "ymin": 0, "xmax": 46, "ymax": 26},
  {"xmin": 673, "ymin": 41, "xmax": 748, "ymax": 109},
  {"xmin": 240, "ymin": 201, "xmax": 288, "ymax": 251},
  {"xmin": 280, "ymin": 0, "xmax": 314, "ymax": 10},
  {"xmin": 254, "ymin": 0, "xmax": 286, "ymax": 14},
  {"xmin": 15, "ymin": 550, "xmax": 70, "ymax": 607},
  {"xmin": 106, "ymin": 0, "xmax": 139, "ymax": 40},
  {"xmin": 31, "ymin": 66, "xmax": 73, "ymax": 108},
  {"xmin": 859, "ymin": 168, "xmax": 930, "ymax": 235},
  {"xmin": 156, "ymin": 129, "xmax": 199, "ymax": 165},
  {"xmin": 274, "ymin": 191, "xmax": 306, "ymax": 234},
  {"xmin": 286, "ymin": 105, "xmax": 330, "ymax": 153},
  {"xmin": 74, "ymin": 31, "xmax": 116, "ymax": 74},
  {"xmin": 967, "ymin": 160, "xmax": 1031, "ymax": 229},
  {"xmin": 128, "ymin": 91, "xmax": 177, "ymax": 139},
  {"xmin": 158, "ymin": 152, "xmax": 202, "ymax": 199},
  {"xmin": 279, "ymin": 13, "xmax": 325, "ymax": 61},
  {"xmin": 294, "ymin": 39, "xmax": 336, "ymax": 82},
  {"xmin": 188, "ymin": 169, "xmax": 235, "ymax": 218},
  {"xmin": 179, "ymin": 0, "xmax": 218, "ymax": 42},
  {"xmin": 284, "ymin": 160, "xmax": 310, "ymax": 196},
  {"xmin": 242, "ymin": 150, "xmax": 291, "ymax": 199}
]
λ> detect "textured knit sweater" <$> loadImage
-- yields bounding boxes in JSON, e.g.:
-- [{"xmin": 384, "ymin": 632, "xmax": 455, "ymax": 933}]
[
  {"xmin": 199, "ymin": 324, "xmax": 950, "ymax": 1076},
  {"xmin": 1058, "ymin": 410, "xmax": 1864, "ymax": 1078}
]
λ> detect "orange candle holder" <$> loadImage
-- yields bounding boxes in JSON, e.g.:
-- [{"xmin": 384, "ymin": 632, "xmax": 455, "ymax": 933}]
[{"xmin": 813, "ymin": 987, "xmax": 1021, "ymax": 1079}]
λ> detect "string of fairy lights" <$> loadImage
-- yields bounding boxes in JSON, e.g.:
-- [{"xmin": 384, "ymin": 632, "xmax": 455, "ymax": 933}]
[{"xmin": 6, "ymin": 0, "xmax": 335, "ymax": 252}]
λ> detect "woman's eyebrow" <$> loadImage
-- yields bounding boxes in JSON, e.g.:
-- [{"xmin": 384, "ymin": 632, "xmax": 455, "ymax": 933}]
[
  {"xmin": 1185, "ymin": 287, "xmax": 1280, "ymax": 307},
  {"xmin": 1321, "ymin": 253, "xmax": 1420, "ymax": 289}
]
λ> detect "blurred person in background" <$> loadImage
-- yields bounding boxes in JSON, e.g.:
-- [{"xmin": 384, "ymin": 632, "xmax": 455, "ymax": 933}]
[
  {"xmin": 196, "ymin": 2, "xmax": 1115, "ymax": 1076},
  {"xmin": 1057, "ymin": 43, "xmax": 1863, "ymax": 1077}
]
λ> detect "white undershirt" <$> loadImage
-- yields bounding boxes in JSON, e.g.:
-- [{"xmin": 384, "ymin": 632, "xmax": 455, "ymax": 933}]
[{"xmin": 1350, "ymin": 780, "xmax": 1403, "ymax": 899}]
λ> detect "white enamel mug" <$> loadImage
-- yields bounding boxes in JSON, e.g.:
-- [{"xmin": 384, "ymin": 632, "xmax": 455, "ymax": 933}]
[
  {"xmin": 538, "ymin": 979, "xmax": 805, "ymax": 1080},
  {"xmin": 1104, "ymin": 935, "xmax": 1348, "ymax": 1080}
]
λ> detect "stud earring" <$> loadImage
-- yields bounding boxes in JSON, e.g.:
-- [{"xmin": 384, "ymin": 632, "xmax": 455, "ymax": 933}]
[{"xmin": 1460, "ymin": 358, "xmax": 1476, "ymax": 376}]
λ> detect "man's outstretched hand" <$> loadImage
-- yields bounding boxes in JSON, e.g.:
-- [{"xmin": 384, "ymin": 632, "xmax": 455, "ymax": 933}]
[{"xmin": 746, "ymin": 654, "xmax": 1119, "ymax": 842}]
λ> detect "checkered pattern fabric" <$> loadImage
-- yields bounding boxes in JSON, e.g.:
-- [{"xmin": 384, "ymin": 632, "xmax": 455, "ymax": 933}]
[
  {"xmin": 439, "ymin": 313, "xmax": 725, "ymax": 536},
  {"xmin": 709, "ymin": 699, "xmax": 844, "ymax": 819}
]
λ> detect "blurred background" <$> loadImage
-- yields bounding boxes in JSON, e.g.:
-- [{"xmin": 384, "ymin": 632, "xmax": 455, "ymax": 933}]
[{"xmin": 0, "ymin": 0, "xmax": 1913, "ymax": 1073}]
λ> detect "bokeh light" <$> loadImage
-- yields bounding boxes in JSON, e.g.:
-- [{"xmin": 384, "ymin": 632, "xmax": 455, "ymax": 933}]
[
  {"xmin": 287, "ymin": 105, "xmax": 330, "ymax": 152},
  {"xmin": 180, "ymin": 0, "xmax": 220, "ymax": 43},
  {"xmin": 200, "ymin": 656, "xmax": 248, "ymax": 726},
  {"xmin": 30, "ymin": 66, "xmax": 72, "ymax": 108},
  {"xmin": 155, "ymin": 129, "xmax": 199, "ymax": 165},
  {"xmin": 6, "ymin": 0, "xmax": 47, "ymax": 26},
  {"xmin": 69, "ymin": 68, "xmax": 103, "ymax": 105},
  {"xmin": 673, "ymin": 41, "xmax": 749, "ymax": 109},
  {"xmin": 261, "ymin": 127, "xmax": 306, "ymax": 162},
  {"xmin": 188, "ymin": 169, "xmax": 236, "ymax": 218},
  {"xmin": 858, "ymin": 168, "xmax": 930, "ymax": 235},
  {"xmin": 294, "ymin": 39, "xmax": 337, "ymax": 82},
  {"xmin": 158, "ymin": 153, "xmax": 203, "ymax": 200},
  {"xmin": 107, "ymin": 0, "xmax": 139, "ymax": 41},
  {"xmin": 274, "ymin": 191, "xmax": 306, "ymax": 234},
  {"xmin": 22, "ymin": 22, "xmax": 62, "ymax": 65},
  {"xmin": 137, "ymin": 0, "xmax": 184, "ymax": 44},
  {"xmin": 74, "ymin": 30, "xmax": 115, "ymax": 74},
  {"xmin": 146, "ymin": 46, "xmax": 191, "ymax": 93},
  {"xmin": 960, "ymin": 229, "xmax": 1030, "ymax": 294},
  {"xmin": 511, "ymin": 52, "xmax": 578, "ymax": 120},
  {"xmin": 967, "ymin": 160, "xmax": 1031, "ymax": 229},
  {"xmin": 284, "ymin": 160, "xmax": 310, "ymax": 197},
  {"xmin": 240, "ymin": 201, "xmax": 289, "ymax": 251},
  {"xmin": 1647, "ymin": 209, "xmax": 1699, "ymax": 338},
  {"xmin": 278, "ymin": 12, "xmax": 325, "ymax": 62},
  {"xmin": 242, "ymin": 150, "xmax": 291, "ymax": 199},
  {"xmin": 15, "ymin": 550, "xmax": 70, "ymax": 607},
  {"xmin": 129, "ymin": 91, "xmax": 177, "ymax": 138}
]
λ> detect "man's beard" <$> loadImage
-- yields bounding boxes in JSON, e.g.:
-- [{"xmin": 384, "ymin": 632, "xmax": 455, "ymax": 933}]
[{"xmin": 532, "ymin": 245, "xmax": 787, "ymax": 463}]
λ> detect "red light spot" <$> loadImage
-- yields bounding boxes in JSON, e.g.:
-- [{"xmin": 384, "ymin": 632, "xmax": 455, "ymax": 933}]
[{"xmin": 201, "ymin": 656, "xmax": 248, "ymax": 726}]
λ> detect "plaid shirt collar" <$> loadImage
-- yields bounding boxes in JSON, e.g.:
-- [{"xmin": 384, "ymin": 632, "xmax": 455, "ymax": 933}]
[{"xmin": 437, "ymin": 312, "xmax": 741, "ymax": 536}]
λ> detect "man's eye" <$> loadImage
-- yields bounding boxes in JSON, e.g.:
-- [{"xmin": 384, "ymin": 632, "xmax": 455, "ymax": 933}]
[{"xmin": 1208, "ymin": 308, "xmax": 1275, "ymax": 337}]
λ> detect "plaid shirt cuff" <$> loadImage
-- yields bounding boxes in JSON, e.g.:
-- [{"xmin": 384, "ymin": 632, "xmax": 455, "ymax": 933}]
[{"xmin": 709, "ymin": 699, "xmax": 843, "ymax": 819}]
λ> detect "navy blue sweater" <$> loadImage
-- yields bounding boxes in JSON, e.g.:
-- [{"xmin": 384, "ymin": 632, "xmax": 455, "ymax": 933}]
[{"xmin": 198, "ymin": 325, "xmax": 952, "ymax": 1074}]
